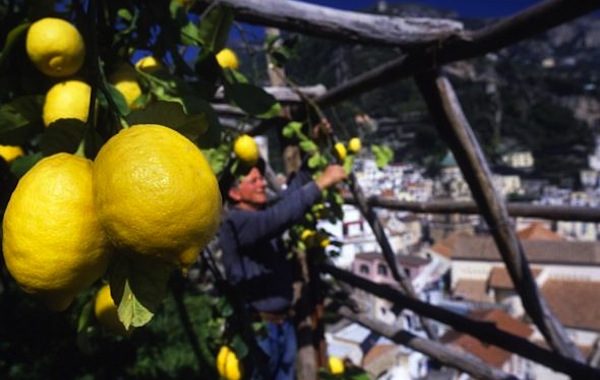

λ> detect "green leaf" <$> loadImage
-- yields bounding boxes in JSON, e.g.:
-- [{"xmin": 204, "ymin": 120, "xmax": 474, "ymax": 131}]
[
  {"xmin": 108, "ymin": 254, "xmax": 173, "ymax": 329},
  {"xmin": 10, "ymin": 152, "xmax": 42, "ymax": 178},
  {"xmin": 372, "ymin": 144, "xmax": 393, "ymax": 169},
  {"xmin": 0, "ymin": 23, "xmax": 30, "ymax": 69},
  {"xmin": 126, "ymin": 101, "xmax": 210, "ymax": 139},
  {"xmin": 224, "ymin": 83, "xmax": 278, "ymax": 117},
  {"xmin": 299, "ymin": 139, "xmax": 318, "ymax": 153},
  {"xmin": 197, "ymin": 5, "xmax": 234, "ymax": 53},
  {"xmin": 39, "ymin": 119, "xmax": 87, "ymax": 156},
  {"xmin": 117, "ymin": 8, "xmax": 133, "ymax": 21},
  {"xmin": 282, "ymin": 121, "xmax": 303, "ymax": 138},
  {"xmin": 0, "ymin": 96, "xmax": 44, "ymax": 145},
  {"xmin": 307, "ymin": 152, "xmax": 323, "ymax": 168}
]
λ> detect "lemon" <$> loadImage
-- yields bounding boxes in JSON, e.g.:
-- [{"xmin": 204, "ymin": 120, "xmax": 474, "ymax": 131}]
[
  {"xmin": 216, "ymin": 346, "xmax": 242, "ymax": 380},
  {"xmin": 94, "ymin": 284, "xmax": 131, "ymax": 336},
  {"xmin": 216, "ymin": 48, "xmax": 239, "ymax": 70},
  {"xmin": 93, "ymin": 124, "xmax": 222, "ymax": 270},
  {"xmin": 348, "ymin": 137, "xmax": 362, "ymax": 154},
  {"xmin": 26, "ymin": 17, "xmax": 85, "ymax": 77},
  {"xmin": 328, "ymin": 356, "xmax": 345, "ymax": 375},
  {"xmin": 134, "ymin": 55, "xmax": 165, "ymax": 73},
  {"xmin": 42, "ymin": 79, "xmax": 92, "ymax": 127},
  {"xmin": 233, "ymin": 134, "xmax": 260, "ymax": 165},
  {"xmin": 301, "ymin": 229, "xmax": 316, "ymax": 244},
  {"xmin": 2, "ymin": 153, "xmax": 111, "ymax": 311},
  {"xmin": 0, "ymin": 145, "xmax": 24, "ymax": 163},
  {"xmin": 109, "ymin": 63, "xmax": 142, "ymax": 109},
  {"xmin": 333, "ymin": 142, "xmax": 347, "ymax": 162}
]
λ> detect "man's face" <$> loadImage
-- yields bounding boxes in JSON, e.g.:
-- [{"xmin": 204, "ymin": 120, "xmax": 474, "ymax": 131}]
[{"xmin": 229, "ymin": 167, "xmax": 267, "ymax": 210}]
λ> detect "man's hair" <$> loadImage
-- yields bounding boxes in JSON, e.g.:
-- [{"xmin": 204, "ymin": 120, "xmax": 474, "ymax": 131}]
[{"xmin": 219, "ymin": 157, "xmax": 266, "ymax": 203}]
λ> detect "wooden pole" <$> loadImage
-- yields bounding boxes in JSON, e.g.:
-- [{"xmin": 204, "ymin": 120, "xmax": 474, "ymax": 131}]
[{"xmin": 414, "ymin": 69, "xmax": 584, "ymax": 362}]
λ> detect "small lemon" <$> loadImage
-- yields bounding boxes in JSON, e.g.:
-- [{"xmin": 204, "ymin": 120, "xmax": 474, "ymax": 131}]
[
  {"xmin": 2, "ymin": 153, "xmax": 111, "ymax": 311},
  {"xmin": 93, "ymin": 124, "xmax": 222, "ymax": 270},
  {"xmin": 216, "ymin": 346, "xmax": 242, "ymax": 380},
  {"xmin": 328, "ymin": 356, "xmax": 345, "ymax": 375},
  {"xmin": 0, "ymin": 145, "xmax": 24, "ymax": 163},
  {"xmin": 233, "ymin": 134, "xmax": 260, "ymax": 165},
  {"xmin": 216, "ymin": 48, "xmax": 239, "ymax": 70},
  {"xmin": 94, "ymin": 284, "xmax": 131, "ymax": 336},
  {"xmin": 134, "ymin": 55, "xmax": 165, "ymax": 74},
  {"xmin": 348, "ymin": 137, "xmax": 362, "ymax": 154},
  {"xmin": 109, "ymin": 63, "xmax": 142, "ymax": 109},
  {"xmin": 42, "ymin": 79, "xmax": 92, "ymax": 127},
  {"xmin": 300, "ymin": 229, "xmax": 316, "ymax": 244},
  {"xmin": 26, "ymin": 17, "xmax": 85, "ymax": 77},
  {"xmin": 333, "ymin": 142, "xmax": 347, "ymax": 162}
]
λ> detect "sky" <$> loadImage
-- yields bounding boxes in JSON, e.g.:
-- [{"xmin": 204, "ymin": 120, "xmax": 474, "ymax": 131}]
[{"xmin": 302, "ymin": 0, "xmax": 541, "ymax": 18}]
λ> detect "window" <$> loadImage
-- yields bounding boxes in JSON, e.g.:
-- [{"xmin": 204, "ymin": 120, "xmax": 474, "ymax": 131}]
[
  {"xmin": 377, "ymin": 264, "xmax": 388, "ymax": 276},
  {"xmin": 359, "ymin": 264, "xmax": 369, "ymax": 274}
]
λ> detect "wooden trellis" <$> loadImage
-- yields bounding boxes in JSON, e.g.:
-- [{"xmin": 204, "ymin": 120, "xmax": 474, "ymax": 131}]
[{"xmin": 196, "ymin": 0, "xmax": 600, "ymax": 378}]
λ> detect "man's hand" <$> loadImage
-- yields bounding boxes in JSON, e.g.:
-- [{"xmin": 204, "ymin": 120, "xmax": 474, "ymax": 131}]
[{"xmin": 315, "ymin": 164, "xmax": 348, "ymax": 190}]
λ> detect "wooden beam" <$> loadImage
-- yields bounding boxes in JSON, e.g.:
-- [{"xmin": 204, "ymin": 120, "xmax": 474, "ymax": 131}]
[
  {"xmin": 193, "ymin": 0, "xmax": 463, "ymax": 47},
  {"xmin": 336, "ymin": 306, "xmax": 518, "ymax": 380},
  {"xmin": 321, "ymin": 264, "xmax": 600, "ymax": 380},
  {"xmin": 414, "ymin": 69, "xmax": 584, "ymax": 362},
  {"xmin": 341, "ymin": 195, "xmax": 600, "ymax": 223}
]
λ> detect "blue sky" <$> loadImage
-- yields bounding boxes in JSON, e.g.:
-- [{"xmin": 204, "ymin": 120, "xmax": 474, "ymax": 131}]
[{"xmin": 303, "ymin": 0, "xmax": 540, "ymax": 18}]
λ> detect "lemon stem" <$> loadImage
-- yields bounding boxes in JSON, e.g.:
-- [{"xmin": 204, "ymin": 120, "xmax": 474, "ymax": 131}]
[{"xmin": 74, "ymin": 139, "xmax": 86, "ymax": 157}]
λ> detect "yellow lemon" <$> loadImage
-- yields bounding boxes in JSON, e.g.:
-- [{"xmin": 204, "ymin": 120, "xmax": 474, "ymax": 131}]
[
  {"xmin": 348, "ymin": 137, "xmax": 362, "ymax": 154},
  {"xmin": 26, "ymin": 17, "xmax": 85, "ymax": 77},
  {"xmin": 93, "ymin": 124, "xmax": 222, "ymax": 270},
  {"xmin": 134, "ymin": 55, "xmax": 165, "ymax": 74},
  {"xmin": 0, "ymin": 145, "xmax": 24, "ymax": 163},
  {"xmin": 109, "ymin": 63, "xmax": 142, "ymax": 109},
  {"xmin": 2, "ymin": 153, "xmax": 111, "ymax": 311},
  {"xmin": 42, "ymin": 79, "xmax": 92, "ymax": 127},
  {"xmin": 216, "ymin": 48, "xmax": 239, "ymax": 70},
  {"xmin": 233, "ymin": 134, "xmax": 260, "ymax": 165},
  {"xmin": 328, "ymin": 356, "xmax": 345, "ymax": 375},
  {"xmin": 300, "ymin": 229, "xmax": 316, "ymax": 245},
  {"xmin": 333, "ymin": 142, "xmax": 347, "ymax": 162},
  {"xmin": 216, "ymin": 346, "xmax": 242, "ymax": 380},
  {"xmin": 94, "ymin": 284, "xmax": 131, "ymax": 336}
]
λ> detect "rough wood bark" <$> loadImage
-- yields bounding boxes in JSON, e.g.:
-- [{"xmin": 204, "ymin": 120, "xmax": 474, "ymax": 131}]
[
  {"xmin": 414, "ymin": 69, "xmax": 584, "ymax": 362},
  {"xmin": 336, "ymin": 306, "xmax": 518, "ymax": 380},
  {"xmin": 341, "ymin": 196, "xmax": 600, "ymax": 222},
  {"xmin": 322, "ymin": 264, "xmax": 600, "ymax": 379},
  {"xmin": 193, "ymin": 0, "xmax": 463, "ymax": 47}
]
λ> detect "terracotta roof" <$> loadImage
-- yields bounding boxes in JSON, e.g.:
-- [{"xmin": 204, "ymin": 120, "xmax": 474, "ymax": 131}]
[
  {"xmin": 516, "ymin": 222, "xmax": 564, "ymax": 241},
  {"xmin": 540, "ymin": 279, "xmax": 600, "ymax": 331},
  {"xmin": 488, "ymin": 266, "xmax": 543, "ymax": 290},
  {"xmin": 430, "ymin": 230, "xmax": 472, "ymax": 259},
  {"xmin": 440, "ymin": 309, "xmax": 533, "ymax": 368},
  {"xmin": 362, "ymin": 344, "xmax": 397, "ymax": 366},
  {"xmin": 452, "ymin": 235, "xmax": 600, "ymax": 265},
  {"xmin": 452, "ymin": 279, "xmax": 490, "ymax": 303}
]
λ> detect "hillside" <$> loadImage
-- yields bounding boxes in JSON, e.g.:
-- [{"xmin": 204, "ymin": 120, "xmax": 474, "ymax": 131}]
[{"xmin": 279, "ymin": 2, "xmax": 599, "ymax": 186}]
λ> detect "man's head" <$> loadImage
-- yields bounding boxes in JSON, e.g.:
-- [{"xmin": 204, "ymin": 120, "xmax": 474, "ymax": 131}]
[{"xmin": 227, "ymin": 160, "xmax": 268, "ymax": 211}]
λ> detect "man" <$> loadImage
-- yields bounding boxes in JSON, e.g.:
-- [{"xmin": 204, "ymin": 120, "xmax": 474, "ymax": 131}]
[{"xmin": 219, "ymin": 158, "xmax": 347, "ymax": 380}]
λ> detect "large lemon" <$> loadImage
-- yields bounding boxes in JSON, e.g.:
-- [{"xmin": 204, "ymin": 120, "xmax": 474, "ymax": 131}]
[
  {"xmin": 42, "ymin": 79, "xmax": 92, "ymax": 127},
  {"xmin": 2, "ymin": 153, "xmax": 111, "ymax": 311},
  {"xmin": 216, "ymin": 346, "xmax": 242, "ymax": 380},
  {"xmin": 94, "ymin": 284, "xmax": 131, "ymax": 336},
  {"xmin": 26, "ymin": 17, "xmax": 85, "ymax": 77},
  {"xmin": 0, "ymin": 145, "xmax": 24, "ymax": 163},
  {"xmin": 216, "ymin": 48, "xmax": 239, "ymax": 70},
  {"xmin": 233, "ymin": 134, "xmax": 259, "ymax": 165},
  {"xmin": 109, "ymin": 63, "xmax": 142, "ymax": 109},
  {"xmin": 93, "ymin": 124, "xmax": 222, "ymax": 269}
]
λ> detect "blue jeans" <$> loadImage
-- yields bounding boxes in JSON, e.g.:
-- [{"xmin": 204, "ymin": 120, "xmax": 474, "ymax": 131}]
[{"xmin": 252, "ymin": 319, "xmax": 297, "ymax": 380}]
